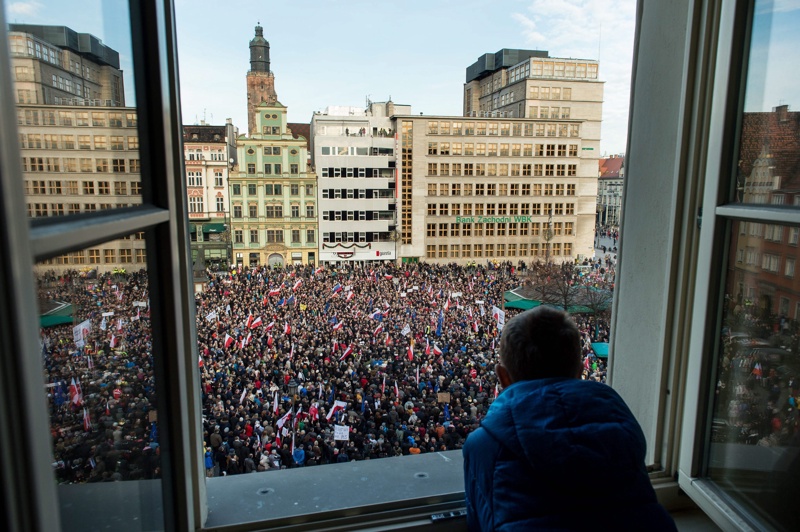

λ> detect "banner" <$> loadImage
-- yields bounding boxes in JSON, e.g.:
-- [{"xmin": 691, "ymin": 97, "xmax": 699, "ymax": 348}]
[
  {"xmin": 334, "ymin": 425, "xmax": 350, "ymax": 441},
  {"xmin": 400, "ymin": 324, "xmax": 411, "ymax": 336},
  {"xmin": 73, "ymin": 319, "xmax": 91, "ymax": 348},
  {"xmin": 491, "ymin": 306, "xmax": 506, "ymax": 331},
  {"xmin": 101, "ymin": 311, "xmax": 115, "ymax": 317},
  {"xmin": 205, "ymin": 311, "xmax": 217, "ymax": 322}
]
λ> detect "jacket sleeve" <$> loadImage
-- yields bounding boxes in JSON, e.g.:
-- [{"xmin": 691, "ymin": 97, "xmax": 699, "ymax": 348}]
[{"xmin": 463, "ymin": 427, "xmax": 498, "ymax": 532}]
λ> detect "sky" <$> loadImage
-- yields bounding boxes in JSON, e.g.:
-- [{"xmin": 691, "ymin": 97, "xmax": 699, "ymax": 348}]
[{"xmin": 6, "ymin": 0, "xmax": 795, "ymax": 156}]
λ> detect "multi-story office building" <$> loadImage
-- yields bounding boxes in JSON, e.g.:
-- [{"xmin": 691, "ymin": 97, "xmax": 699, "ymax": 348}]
[
  {"xmin": 19, "ymin": 103, "xmax": 145, "ymax": 271},
  {"xmin": 229, "ymin": 102, "xmax": 317, "ymax": 267},
  {"xmin": 9, "ymin": 24, "xmax": 143, "ymax": 273},
  {"xmin": 183, "ymin": 121, "xmax": 238, "ymax": 269},
  {"xmin": 311, "ymin": 101, "xmax": 406, "ymax": 264},
  {"xmin": 8, "ymin": 24, "xmax": 125, "ymax": 106},
  {"xmin": 598, "ymin": 155, "xmax": 624, "ymax": 227},
  {"xmin": 395, "ymin": 115, "xmax": 597, "ymax": 264},
  {"xmin": 463, "ymin": 48, "xmax": 601, "ymax": 121}
]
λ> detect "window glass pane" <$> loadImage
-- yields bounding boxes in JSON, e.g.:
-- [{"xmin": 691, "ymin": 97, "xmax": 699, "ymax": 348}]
[
  {"xmin": 36, "ymin": 237, "xmax": 163, "ymax": 528},
  {"xmin": 12, "ymin": 8, "xmax": 142, "ymax": 217},
  {"xmin": 711, "ymin": 220, "xmax": 799, "ymax": 529},
  {"xmin": 732, "ymin": 1, "xmax": 800, "ymax": 206}
]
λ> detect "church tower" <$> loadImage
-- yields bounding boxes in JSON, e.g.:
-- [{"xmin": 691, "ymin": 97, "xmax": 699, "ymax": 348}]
[{"xmin": 246, "ymin": 23, "xmax": 277, "ymax": 136}]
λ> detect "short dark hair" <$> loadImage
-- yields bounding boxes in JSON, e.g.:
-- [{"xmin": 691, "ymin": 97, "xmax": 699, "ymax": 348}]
[{"xmin": 499, "ymin": 306, "xmax": 581, "ymax": 382}]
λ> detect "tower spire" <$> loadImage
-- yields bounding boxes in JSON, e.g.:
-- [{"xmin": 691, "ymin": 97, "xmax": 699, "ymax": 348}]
[{"xmin": 249, "ymin": 23, "xmax": 270, "ymax": 73}]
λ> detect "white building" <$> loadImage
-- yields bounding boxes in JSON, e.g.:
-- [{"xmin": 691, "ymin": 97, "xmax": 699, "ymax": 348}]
[{"xmin": 311, "ymin": 101, "xmax": 410, "ymax": 264}]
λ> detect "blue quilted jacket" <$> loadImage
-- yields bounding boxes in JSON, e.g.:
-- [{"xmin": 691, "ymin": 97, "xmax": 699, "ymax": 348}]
[{"xmin": 463, "ymin": 378, "xmax": 676, "ymax": 531}]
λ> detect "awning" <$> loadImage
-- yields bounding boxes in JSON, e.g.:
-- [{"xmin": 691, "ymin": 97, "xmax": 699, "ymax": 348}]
[
  {"xmin": 40, "ymin": 315, "xmax": 74, "ymax": 327},
  {"xmin": 504, "ymin": 290, "xmax": 526, "ymax": 302},
  {"xmin": 591, "ymin": 342, "xmax": 609, "ymax": 358},
  {"xmin": 505, "ymin": 300, "xmax": 541, "ymax": 310},
  {"xmin": 203, "ymin": 223, "xmax": 226, "ymax": 233}
]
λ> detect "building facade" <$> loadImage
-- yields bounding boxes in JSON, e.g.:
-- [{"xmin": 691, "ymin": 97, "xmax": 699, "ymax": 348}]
[
  {"xmin": 311, "ymin": 101, "xmax": 407, "ymax": 264},
  {"xmin": 9, "ymin": 24, "xmax": 125, "ymax": 107},
  {"xmin": 229, "ymin": 102, "xmax": 317, "ymax": 267},
  {"xmin": 597, "ymin": 155, "xmax": 624, "ymax": 227},
  {"xmin": 395, "ymin": 115, "xmax": 598, "ymax": 264},
  {"xmin": 183, "ymin": 121, "xmax": 237, "ymax": 269}
]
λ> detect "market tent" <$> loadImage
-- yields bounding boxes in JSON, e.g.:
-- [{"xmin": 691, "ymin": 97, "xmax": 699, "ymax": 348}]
[
  {"xmin": 504, "ymin": 299, "xmax": 541, "ymax": 311},
  {"xmin": 591, "ymin": 342, "xmax": 609, "ymax": 358},
  {"xmin": 39, "ymin": 300, "xmax": 74, "ymax": 328},
  {"xmin": 40, "ymin": 315, "xmax": 74, "ymax": 327}
]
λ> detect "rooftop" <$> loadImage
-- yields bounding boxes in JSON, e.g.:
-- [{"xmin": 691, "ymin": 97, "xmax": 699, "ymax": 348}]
[{"xmin": 9, "ymin": 23, "xmax": 121, "ymax": 69}]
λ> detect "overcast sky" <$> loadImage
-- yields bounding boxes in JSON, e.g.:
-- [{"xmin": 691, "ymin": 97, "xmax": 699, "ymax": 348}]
[{"xmin": 12, "ymin": 1, "xmax": 797, "ymax": 156}]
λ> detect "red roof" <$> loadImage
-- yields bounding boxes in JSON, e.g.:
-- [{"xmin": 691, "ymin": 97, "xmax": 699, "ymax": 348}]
[
  {"xmin": 598, "ymin": 156, "xmax": 623, "ymax": 178},
  {"xmin": 287, "ymin": 122, "xmax": 310, "ymax": 147},
  {"xmin": 738, "ymin": 106, "xmax": 800, "ymax": 192}
]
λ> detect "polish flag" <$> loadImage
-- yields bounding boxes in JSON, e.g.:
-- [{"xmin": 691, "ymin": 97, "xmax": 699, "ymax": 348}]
[
  {"xmin": 394, "ymin": 380, "xmax": 400, "ymax": 397},
  {"xmin": 69, "ymin": 377, "xmax": 81, "ymax": 405},
  {"xmin": 250, "ymin": 316, "xmax": 263, "ymax": 329},
  {"xmin": 494, "ymin": 384, "xmax": 499, "ymax": 398},
  {"xmin": 332, "ymin": 339, "xmax": 338, "ymax": 352},
  {"xmin": 425, "ymin": 338, "xmax": 430, "ymax": 356},
  {"xmin": 198, "ymin": 355, "xmax": 204, "ymax": 368},
  {"xmin": 309, "ymin": 402, "xmax": 319, "ymax": 421},
  {"xmin": 374, "ymin": 324, "xmax": 383, "ymax": 336},
  {"xmin": 444, "ymin": 298, "xmax": 451, "ymax": 312},
  {"xmin": 339, "ymin": 345, "xmax": 353, "ymax": 361},
  {"xmin": 83, "ymin": 408, "xmax": 91, "ymax": 432},
  {"xmin": 284, "ymin": 323, "xmax": 291, "ymax": 335},
  {"xmin": 290, "ymin": 343, "xmax": 295, "ymax": 358},
  {"xmin": 314, "ymin": 266, "xmax": 324, "ymax": 275},
  {"xmin": 105, "ymin": 401, "xmax": 110, "ymax": 416},
  {"xmin": 292, "ymin": 279, "xmax": 302, "ymax": 291},
  {"xmin": 273, "ymin": 391, "xmax": 279, "ymax": 416},
  {"xmin": 262, "ymin": 295, "xmax": 268, "ymax": 306},
  {"xmin": 276, "ymin": 410, "xmax": 292, "ymax": 430},
  {"xmin": 267, "ymin": 334, "xmax": 274, "ymax": 348},
  {"xmin": 346, "ymin": 291, "xmax": 355, "ymax": 302},
  {"xmin": 265, "ymin": 321, "xmax": 275, "ymax": 331},
  {"xmin": 407, "ymin": 344, "xmax": 414, "ymax": 361},
  {"xmin": 384, "ymin": 274, "xmax": 393, "ymax": 280},
  {"xmin": 246, "ymin": 314, "xmax": 253, "ymax": 329},
  {"xmin": 244, "ymin": 332, "xmax": 252, "ymax": 347},
  {"xmin": 326, "ymin": 400, "xmax": 348, "ymax": 421},
  {"xmin": 224, "ymin": 334, "xmax": 234, "ymax": 348},
  {"xmin": 385, "ymin": 333, "xmax": 391, "ymax": 346},
  {"xmin": 268, "ymin": 288, "xmax": 281, "ymax": 296},
  {"xmin": 472, "ymin": 321, "xmax": 479, "ymax": 333},
  {"xmin": 333, "ymin": 321, "xmax": 344, "ymax": 331},
  {"xmin": 110, "ymin": 335, "xmax": 117, "ymax": 348},
  {"xmin": 433, "ymin": 344, "xmax": 443, "ymax": 356}
]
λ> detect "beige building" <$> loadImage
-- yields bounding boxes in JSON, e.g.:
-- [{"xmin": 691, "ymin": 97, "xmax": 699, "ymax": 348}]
[
  {"xmin": 19, "ymin": 103, "xmax": 145, "ymax": 270},
  {"xmin": 395, "ymin": 115, "xmax": 598, "ymax": 264}
]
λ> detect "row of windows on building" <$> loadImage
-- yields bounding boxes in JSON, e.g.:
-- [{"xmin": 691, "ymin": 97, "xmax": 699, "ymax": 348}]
[
  {"xmin": 22, "ymin": 157, "xmax": 140, "ymax": 173},
  {"xmin": 246, "ymin": 163, "xmax": 302, "ymax": 175},
  {"xmin": 187, "ymin": 170, "xmax": 225, "ymax": 187},
  {"xmin": 231, "ymin": 204, "xmax": 316, "ymax": 218},
  {"xmin": 185, "ymin": 150, "xmax": 227, "ymax": 161},
  {"xmin": 426, "ymin": 241, "xmax": 573, "ymax": 259},
  {"xmin": 426, "ymin": 202, "xmax": 576, "ymax": 216},
  {"xmin": 38, "ymin": 246, "xmax": 147, "ymax": 266},
  {"xmin": 740, "ymin": 222, "xmax": 800, "ymax": 244},
  {"xmin": 321, "ymin": 232, "xmax": 392, "ymax": 243},
  {"xmin": 737, "ymin": 248, "xmax": 796, "ymax": 277},
  {"xmin": 426, "ymin": 162, "xmax": 578, "ymax": 177},
  {"xmin": 321, "ymin": 210, "xmax": 394, "ymax": 221},
  {"xmin": 426, "ymin": 120, "xmax": 579, "ymax": 137},
  {"xmin": 426, "ymin": 221, "xmax": 574, "ymax": 237},
  {"xmin": 188, "ymin": 196, "xmax": 226, "ymax": 214},
  {"xmin": 16, "ymin": 109, "xmax": 137, "ymax": 127},
  {"xmin": 319, "ymin": 167, "xmax": 394, "ymax": 178},
  {"xmin": 320, "ymin": 188, "xmax": 394, "ymax": 199},
  {"xmin": 319, "ymin": 146, "xmax": 395, "ymax": 156},
  {"xmin": 27, "ymin": 202, "xmax": 141, "ymax": 217},
  {"xmin": 234, "ymin": 228, "xmax": 316, "ymax": 245},
  {"xmin": 427, "ymin": 142, "xmax": 580, "ymax": 157},
  {"xmin": 232, "ymin": 183, "xmax": 314, "ymax": 196},
  {"xmin": 19, "ymin": 133, "xmax": 138, "ymax": 150},
  {"xmin": 25, "ymin": 179, "xmax": 141, "ymax": 196},
  {"xmin": 428, "ymin": 182, "xmax": 577, "ymax": 196}
]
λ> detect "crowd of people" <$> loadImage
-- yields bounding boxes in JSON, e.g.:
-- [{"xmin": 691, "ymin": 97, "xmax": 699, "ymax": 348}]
[{"xmin": 40, "ymin": 260, "xmax": 611, "ymax": 483}]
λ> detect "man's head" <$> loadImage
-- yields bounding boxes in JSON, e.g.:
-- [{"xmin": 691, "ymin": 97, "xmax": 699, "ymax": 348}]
[{"xmin": 496, "ymin": 306, "xmax": 581, "ymax": 387}]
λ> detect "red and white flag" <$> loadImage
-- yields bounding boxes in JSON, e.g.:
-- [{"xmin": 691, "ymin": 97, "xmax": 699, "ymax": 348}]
[
  {"xmin": 374, "ymin": 324, "xmax": 383, "ymax": 336},
  {"xmin": 239, "ymin": 388, "xmax": 247, "ymax": 404},
  {"xmin": 346, "ymin": 291, "xmax": 355, "ymax": 302},
  {"xmin": 333, "ymin": 321, "xmax": 344, "ymax": 331},
  {"xmin": 268, "ymin": 288, "xmax": 281, "ymax": 297},
  {"xmin": 110, "ymin": 334, "xmax": 117, "ymax": 348},
  {"xmin": 117, "ymin": 318, "xmax": 123, "ymax": 331},
  {"xmin": 494, "ymin": 384, "xmax": 499, "ymax": 398},
  {"xmin": 433, "ymin": 344, "xmax": 443, "ymax": 356},
  {"xmin": 425, "ymin": 338, "xmax": 430, "ymax": 356},
  {"xmin": 290, "ymin": 343, "xmax": 295, "ymax": 358},
  {"xmin": 394, "ymin": 380, "xmax": 400, "ymax": 397},
  {"xmin": 326, "ymin": 400, "xmax": 348, "ymax": 421},
  {"xmin": 198, "ymin": 355, "xmax": 204, "ymax": 368},
  {"xmin": 332, "ymin": 339, "xmax": 338, "ymax": 352},
  {"xmin": 407, "ymin": 344, "xmax": 414, "ymax": 361},
  {"xmin": 273, "ymin": 391, "xmax": 279, "ymax": 416},
  {"xmin": 83, "ymin": 408, "xmax": 91, "ymax": 432},
  {"xmin": 246, "ymin": 314, "xmax": 253, "ymax": 329},
  {"xmin": 382, "ymin": 375, "xmax": 386, "ymax": 395},
  {"xmin": 267, "ymin": 334, "xmax": 274, "ymax": 348},
  {"xmin": 250, "ymin": 316, "xmax": 263, "ymax": 329},
  {"xmin": 105, "ymin": 401, "xmax": 110, "ymax": 416},
  {"xmin": 284, "ymin": 323, "xmax": 291, "ymax": 335},
  {"xmin": 224, "ymin": 333, "xmax": 234, "ymax": 348},
  {"xmin": 444, "ymin": 297, "xmax": 451, "ymax": 312},
  {"xmin": 276, "ymin": 410, "xmax": 292, "ymax": 430},
  {"xmin": 309, "ymin": 402, "xmax": 319, "ymax": 421},
  {"xmin": 385, "ymin": 333, "xmax": 391, "ymax": 346},
  {"xmin": 314, "ymin": 266, "xmax": 324, "ymax": 275},
  {"xmin": 292, "ymin": 279, "xmax": 302, "ymax": 291},
  {"xmin": 243, "ymin": 332, "xmax": 252, "ymax": 347},
  {"xmin": 339, "ymin": 345, "xmax": 353, "ymax": 361},
  {"xmin": 266, "ymin": 321, "xmax": 275, "ymax": 331},
  {"xmin": 472, "ymin": 321, "xmax": 479, "ymax": 333}
]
